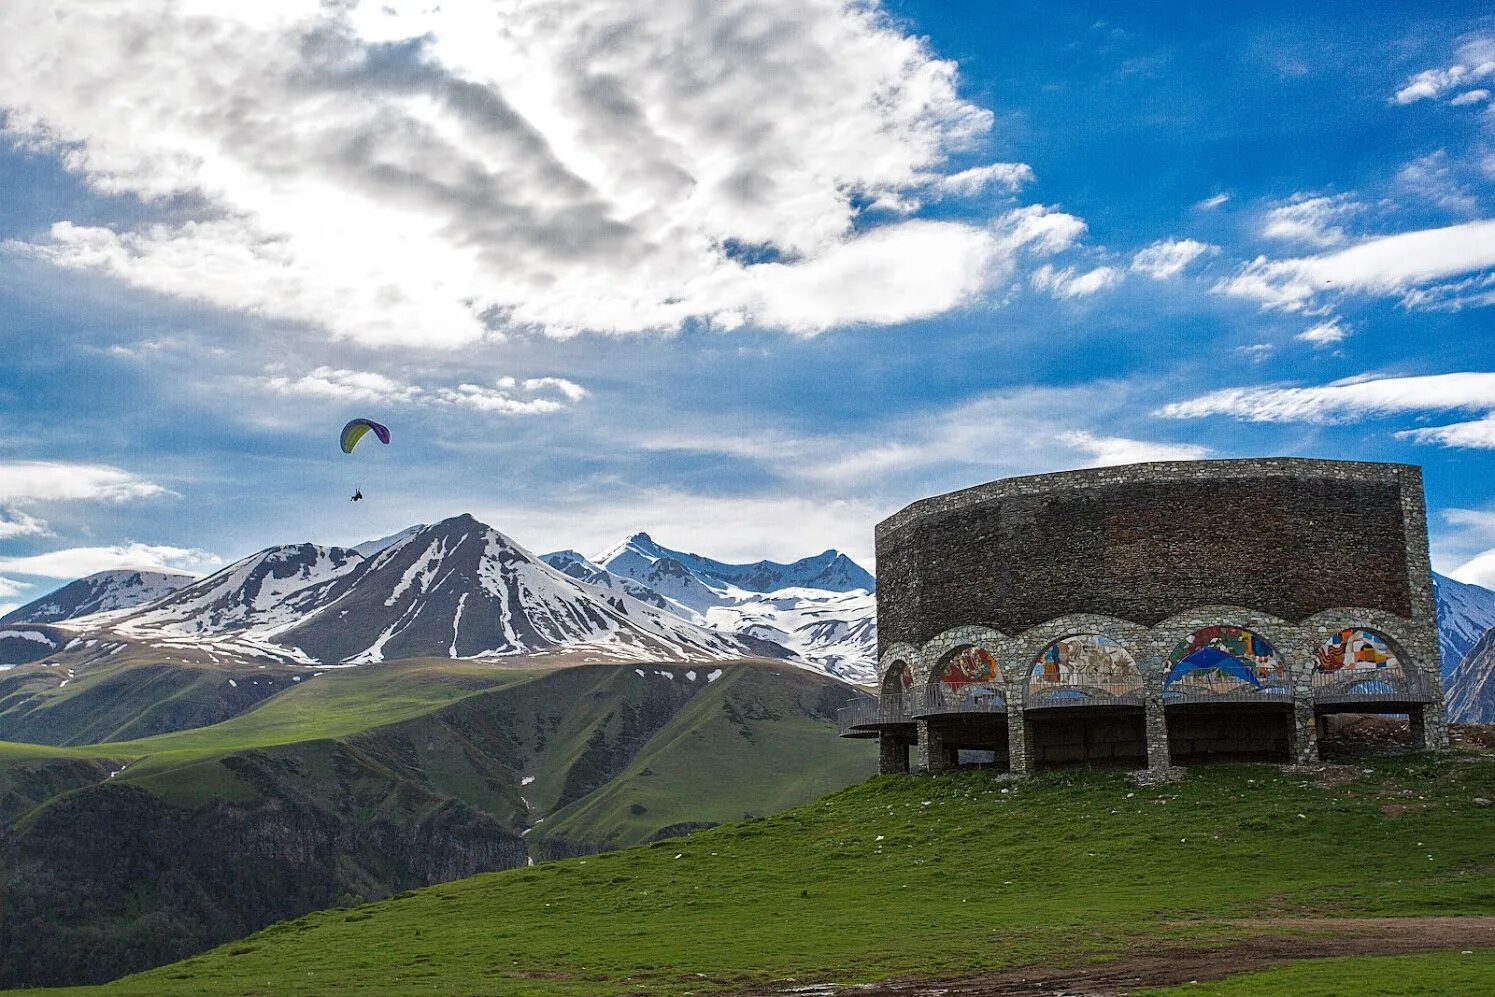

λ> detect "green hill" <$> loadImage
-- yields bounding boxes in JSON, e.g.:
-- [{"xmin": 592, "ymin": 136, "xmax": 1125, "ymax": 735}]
[
  {"xmin": 0, "ymin": 659, "xmax": 873, "ymax": 988},
  {"xmin": 30, "ymin": 746, "xmax": 1494, "ymax": 996}
]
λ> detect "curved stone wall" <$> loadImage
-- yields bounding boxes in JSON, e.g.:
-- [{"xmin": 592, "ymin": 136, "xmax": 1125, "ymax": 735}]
[
  {"xmin": 875, "ymin": 458, "xmax": 1433, "ymax": 649},
  {"xmin": 863, "ymin": 459, "xmax": 1448, "ymax": 772}
]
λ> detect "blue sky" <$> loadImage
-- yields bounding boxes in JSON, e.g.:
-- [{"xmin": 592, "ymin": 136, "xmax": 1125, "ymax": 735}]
[{"xmin": 1, "ymin": 1, "xmax": 1494, "ymax": 612}]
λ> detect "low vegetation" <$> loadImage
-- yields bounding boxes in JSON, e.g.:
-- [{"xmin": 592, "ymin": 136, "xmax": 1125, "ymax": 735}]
[
  {"xmin": 0, "ymin": 659, "xmax": 871, "ymax": 987},
  {"xmin": 44, "ymin": 749, "xmax": 1495, "ymax": 995}
]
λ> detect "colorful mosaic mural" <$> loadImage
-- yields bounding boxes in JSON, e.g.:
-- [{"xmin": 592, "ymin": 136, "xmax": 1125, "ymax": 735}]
[
  {"xmin": 1030, "ymin": 634, "xmax": 1141, "ymax": 698},
  {"xmin": 1165, "ymin": 626, "xmax": 1285, "ymax": 696},
  {"xmin": 1315, "ymin": 629, "xmax": 1398, "ymax": 672},
  {"xmin": 938, "ymin": 647, "xmax": 1004, "ymax": 707}
]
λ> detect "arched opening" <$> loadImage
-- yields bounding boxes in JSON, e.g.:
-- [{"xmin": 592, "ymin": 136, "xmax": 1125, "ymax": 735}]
[
  {"xmin": 1029, "ymin": 634, "xmax": 1143, "ymax": 705},
  {"xmin": 1165, "ymin": 626, "xmax": 1288, "ymax": 701},
  {"xmin": 1313, "ymin": 628, "xmax": 1425, "ymax": 757},
  {"xmin": 880, "ymin": 660, "xmax": 913, "ymax": 718},
  {"xmin": 1026, "ymin": 635, "xmax": 1144, "ymax": 769},
  {"xmin": 1164, "ymin": 626, "xmax": 1291, "ymax": 763},
  {"xmin": 923, "ymin": 646, "xmax": 1008, "ymax": 770}
]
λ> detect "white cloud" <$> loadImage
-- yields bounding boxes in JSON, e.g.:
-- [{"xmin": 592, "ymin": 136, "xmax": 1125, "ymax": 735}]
[
  {"xmin": 931, "ymin": 162, "xmax": 1034, "ymax": 198},
  {"xmin": 1397, "ymin": 414, "xmax": 1495, "ymax": 449},
  {"xmin": 640, "ymin": 383, "xmax": 1209, "ymax": 487},
  {"xmin": 1030, "ymin": 263, "xmax": 1122, "ymax": 299},
  {"xmin": 263, "ymin": 366, "xmax": 425, "ymax": 404},
  {"xmin": 0, "ymin": 576, "xmax": 29, "ymax": 598},
  {"xmin": 1157, "ymin": 372, "xmax": 1495, "ymax": 448},
  {"xmin": 0, "ymin": 461, "xmax": 167, "ymax": 503},
  {"xmin": 0, "ymin": 508, "xmax": 50, "ymax": 540},
  {"xmin": 1216, "ymin": 218, "xmax": 1495, "ymax": 312},
  {"xmin": 1130, "ymin": 238, "xmax": 1218, "ymax": 279},
  {"xmin": 1056, "ymin": 431, "xmax": 1209, "ymax": 466},
  {"xmin": 1195, "ymin": 193, "xmax": 1230, "ymax": 210},
  {"xmin": 0, "ymin": 543, "xmax": 220, "ymax": 579},
  {"xmin": 1296, "ymin": 319, "xmax": 1349, "ymax": 347},
  {"xmin": 521, "ymin": 377, "xmax": 588, "ymax": 402},
  {"xmin": 1392, "ymin": 36, "xmax": 1495, "ymax": 105},
  {"xmin": 1235, "ymin": 343, "xmax": 1274, "ymax": 363},
  {"xmin": 1450, "ymin": 88, "xmax": 1490, "ymax": 106},
  {"xmin": 0, "ymin": 1, "xmax": 1063, "ymax": 343},
  {"xmin": 432, "ymin": 384, "xmax": 566, "ymax": 415},
  {"xmin": 255, "ymin": 367, "xmax": 586, "ymax": 414},
  {"xmin": 1397, "ymin": 150, "xmax": 1477, "ymax": 215},
  {"xmin": 1259, "ymin": 193, "xmax": 1359, "ymax": 247},
  {"xmin": 1450, "ymin": 548, "xmax": 1495, "ymax": 589}
]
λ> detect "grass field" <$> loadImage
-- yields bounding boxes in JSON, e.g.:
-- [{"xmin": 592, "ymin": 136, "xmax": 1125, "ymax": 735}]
[
  {"xmin": 45, "ymin": 750, "xmax": 1494, "ymax": 996},
  {"xmin": 1142, "ymin": 951, "xmax": 1495, "ymax": 995}
]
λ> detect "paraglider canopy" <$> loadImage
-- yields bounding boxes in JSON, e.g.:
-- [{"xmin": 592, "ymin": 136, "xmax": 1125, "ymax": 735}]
[{"xmin": 340, "ymin": 418, "xmax": 390, "ymax": 454}]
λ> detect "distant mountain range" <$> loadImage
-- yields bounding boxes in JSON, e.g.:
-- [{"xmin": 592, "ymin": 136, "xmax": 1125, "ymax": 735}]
[
  {"xmin": 0, "ymin": 516, "xmax": 876, "ymax": 683},
  {"xmin": 5, "ymin": 521, "xmax": 1495, "ymax": 715},
  {"xmin": 0, "ymin": 570, "xmax": 192, "ymax": 625}
]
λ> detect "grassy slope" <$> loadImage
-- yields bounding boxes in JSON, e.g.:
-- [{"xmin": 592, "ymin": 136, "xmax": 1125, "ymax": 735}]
[
  {"xmin": 52, "ymin": 752, "xmax": 1494, "ymax": 997},
  {"xmin": 540, "ymin": 664, "xmax": 872, "ymax": 843},
  {"xmin": 1, "ymin": 659, "xmax": 871, "ymax": 841},
  {"xmin": 1143, "ymin": 952, "xmax": 1495, "ymax": 995}
]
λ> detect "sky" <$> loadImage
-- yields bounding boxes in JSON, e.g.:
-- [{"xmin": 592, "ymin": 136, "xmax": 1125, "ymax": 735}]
[{"xmin": 2, "ymin": 0, "xmax": 1495, "ymax": 613}]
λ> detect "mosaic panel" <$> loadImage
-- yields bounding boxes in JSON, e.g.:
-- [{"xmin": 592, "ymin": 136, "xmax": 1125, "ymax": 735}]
[
  {"xmin": 937, "ymin": 647, "xmax": 1004, "ymax": 707},
  {"xmin": 1029, "ymin": 634, "xmax": 1142, "ymax": 701},
  {"xmin": 1165, "ymin": 626, "xmax": 1287, "ymax": 697}
]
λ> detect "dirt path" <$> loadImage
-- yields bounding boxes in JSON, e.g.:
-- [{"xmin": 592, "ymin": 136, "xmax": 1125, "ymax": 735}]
[{"xmin": 730, "ymin": 916, "xmax": 1495, "ymax": 996}]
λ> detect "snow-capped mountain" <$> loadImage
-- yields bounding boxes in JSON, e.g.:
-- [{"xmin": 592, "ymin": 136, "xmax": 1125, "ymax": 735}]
[
  {"xmin": 0, "ymin": 570, "xmax": 193, "ymax": 626},
  {"xmin": 114, "ymin": 544, "xmax": 365, "ymax": 637},
  {"xmin": 597, "ymin": 533, "xmax": 874, "ymax": 597},
  {"xmin": 540, "ymin": 550, "xmax": 696, "ymax": 616},
  {"xmin": 580, "ymin": 532, "xmax": 878, "ymax": 683},
  {"xmin": 702, "ymin": 588, "xmax": 878, "ymax": 683},
  {"xmin": 1447, "ymin": 626, "xmax": 1495, "ymax": 723},
  {"xmin": 1434, "ymin": 572, "xmax": 1495, "ymax": 680},
  {"xmin": 353, "ymin": 525, "xmax": 426, "ymax": 558},
  {"xmin": 274, "ymin": 516, "xmax": 758, "ymax": 663}
]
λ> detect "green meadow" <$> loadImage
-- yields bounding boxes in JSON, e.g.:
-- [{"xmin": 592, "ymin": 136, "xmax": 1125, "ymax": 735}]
[{"xmin": 45, "ymin": 750, "xmax": 1494, "ymax": 996}]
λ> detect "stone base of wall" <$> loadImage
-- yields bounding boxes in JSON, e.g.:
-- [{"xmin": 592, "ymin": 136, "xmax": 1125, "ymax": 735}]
[
  {"xmin": 917, "ymin": 716, "xmax": 1010, "ymax": 772},
  {"xmin": 1165, "ymin": 704, "xmax": 1292, "ymax": 763},
  {"xmin": 1028, "ymin": 707, "xmax": 1146, "ymax": 768}
]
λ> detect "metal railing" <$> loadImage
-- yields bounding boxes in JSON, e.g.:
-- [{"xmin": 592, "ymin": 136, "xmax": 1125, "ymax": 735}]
[
  {"xmin": 835, "ymin": 697, "xmax": 911, "ymax": 735},
  {"xmin": 1025, "ymin": 679, "xmax": 1144, "ymax": 710},
  {"xmin": 908, "ymin": 685, "xmax": 1008, "ymax": 718},
  {"xmin": 1312, "ymin": 667, "xmax": 1430, "ymax": 706},
  {"xmin": 1162, "ymin": 681, "xmax": 1293, "ymax": 706}
]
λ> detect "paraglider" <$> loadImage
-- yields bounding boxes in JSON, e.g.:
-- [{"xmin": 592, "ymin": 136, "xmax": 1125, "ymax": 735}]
[
  {"xmin": 340, "ymin": 419, "xmax": 389, "ymax": 501},
  {"xmin": 340, "ymin": 418, "xmax": 390, "ymax": 454}
]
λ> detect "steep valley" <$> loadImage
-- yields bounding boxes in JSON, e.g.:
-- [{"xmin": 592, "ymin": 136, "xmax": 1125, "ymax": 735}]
[{"xmin": 0, "ymin": 659, "xmax": 873, "ymax": 988}]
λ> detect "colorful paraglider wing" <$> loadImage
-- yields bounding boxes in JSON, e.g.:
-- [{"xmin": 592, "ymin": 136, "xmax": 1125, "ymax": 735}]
[{"xmin": 340, "ymin": 419, "xmax": 391, "ymax": 454}]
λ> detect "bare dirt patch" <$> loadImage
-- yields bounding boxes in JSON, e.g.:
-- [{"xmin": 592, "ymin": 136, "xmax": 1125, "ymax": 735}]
[{"xmin": 732, "ymin": 917, "xmax": 1495, "ymax": 996}]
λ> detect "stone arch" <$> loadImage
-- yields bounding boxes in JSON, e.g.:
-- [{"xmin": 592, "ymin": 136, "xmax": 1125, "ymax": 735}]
[
  {"xmin": 1026, "ymin": 633, "xmax": 1145, "ymax": 707},
  {"xmin": 1161, "ymin": 622, "xmax": 1291, "ymax": 703},
  {"xmin": 1149, "ymin": 606, "xmax": 1300, "ymax": 689},
  {"xmin": 879, "ymin": 658, "xmax": 915, "ymax": 714},
  {"xmin": 1307, "ymin": 620, "xmax": 1427, "ymax": 704},
  {"xmin": 878, "ymin": 642, "xmax": 922, "ymax": 685},
  {"xmin": 920, "ymin": 626, "xmax": 1007, "ymax": 713},
  {"xmin": 1010, "ymin": 614, "xmax": 1149, "ymax": 674}
]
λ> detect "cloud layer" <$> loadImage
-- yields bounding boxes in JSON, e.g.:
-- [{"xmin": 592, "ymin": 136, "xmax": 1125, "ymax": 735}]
[
  {"xmin": 0, "ymin": 1, "xmax": 1070, "ymax": 344},
  {"xmin": 0, "ymin": 543, "xmax": 220, "ymax": 579}
]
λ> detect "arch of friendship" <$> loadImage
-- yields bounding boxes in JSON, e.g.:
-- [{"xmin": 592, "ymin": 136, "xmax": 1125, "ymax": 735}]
[{"xmin": 839, "ymin": 458, "xmax": 1449, "ymax": 774}]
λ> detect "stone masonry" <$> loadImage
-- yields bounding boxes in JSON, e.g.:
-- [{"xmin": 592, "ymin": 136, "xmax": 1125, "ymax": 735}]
[{"xmin": 851, "ymin": 459, "xmax": 1449, "ymax": 775}]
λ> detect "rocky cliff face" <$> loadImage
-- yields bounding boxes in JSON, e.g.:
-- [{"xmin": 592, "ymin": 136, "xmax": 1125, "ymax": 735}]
[
  {"xmin": 1447, "ymin": 626, "xmax": 1495, "ymax": 724},
  {"xmin": 0, "ymin": 746, "xmax": 527, "ymax": 988}
]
